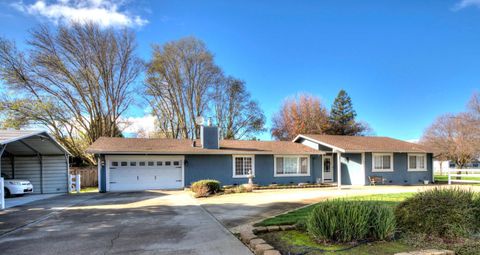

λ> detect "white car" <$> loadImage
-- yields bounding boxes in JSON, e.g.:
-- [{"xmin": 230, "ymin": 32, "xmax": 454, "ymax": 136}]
[{"xmin": 1, "ymin": 173, "xmax": 34, "ymax": 197}]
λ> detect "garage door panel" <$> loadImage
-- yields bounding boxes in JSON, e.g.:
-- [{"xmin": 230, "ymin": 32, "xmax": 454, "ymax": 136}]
[{"xmin": 107, "ymin": 156, "xmax": 184, "ymax": 192}]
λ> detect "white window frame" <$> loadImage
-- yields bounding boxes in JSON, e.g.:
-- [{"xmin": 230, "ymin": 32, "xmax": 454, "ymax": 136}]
[
  {"xmin": 232, "ymin": 155, "xmax": 255, "ymax": 178},
  {"xmin": 408, "ymin": 153, "xmax": 427, "ymax": 172},
  {"xmin": 274, "ymin": 155, "xmax": 310, "ymax": 177},
  {"xmin": 372, "ymin": 153, "xmax": 394, "ymax": 172}
]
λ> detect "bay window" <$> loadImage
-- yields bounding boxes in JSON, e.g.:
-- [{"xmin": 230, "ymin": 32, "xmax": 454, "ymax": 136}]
[{"xmin": 274, "ymin": 156, "xmax": 309, "ymax": 176}]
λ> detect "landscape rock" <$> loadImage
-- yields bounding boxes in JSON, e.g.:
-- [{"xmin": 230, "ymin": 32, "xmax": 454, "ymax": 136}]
[
  {"xmin": 263, "ymin": 250, "xmax": 281, "ymax": 255},
  {"xmin": 253, "ymin": 227, "xmax": 268, "ymax": 234},
  {"xmin": 266, "ymin": 226, "xmax": 280, "ymax": 232},
  {"xmin": 254, "ymin": 243, "xmax": 274, "ymax": 255},
  {"xmin": 249, "ymin": 238, "xmax": 266, "ymax": 249},
  {"xmin": 240, "ymin": 230, "xmax": 257, "ymax": 244},
  {"xmin": 280, "ymin": 225, "xmax": 295, "ymax": 231}
]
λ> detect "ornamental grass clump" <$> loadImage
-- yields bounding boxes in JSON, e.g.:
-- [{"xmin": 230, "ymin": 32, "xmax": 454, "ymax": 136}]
[
  {"xmin": 306, "ymin": 200, "xmax": 396, "ymax": 243},
  {"xmin": 395, "ymin": 187, "xmax": 478, "ymax": 239}
]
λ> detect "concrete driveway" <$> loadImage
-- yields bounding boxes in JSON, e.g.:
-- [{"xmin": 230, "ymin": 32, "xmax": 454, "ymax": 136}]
[{"xmin": 0, "ymin": 191, "xmax": 251, "ymax": 255}]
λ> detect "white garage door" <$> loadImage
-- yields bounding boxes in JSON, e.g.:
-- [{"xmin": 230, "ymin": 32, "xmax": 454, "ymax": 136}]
[{"xmin": 107, "ymin": 156, "xmax": 184, "ymax": 191}]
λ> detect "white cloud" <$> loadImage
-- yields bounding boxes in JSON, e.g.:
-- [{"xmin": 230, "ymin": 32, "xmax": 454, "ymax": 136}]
[
  {"xmin": 13, "ymin": 0, "xmax": 148, "ymax": 28},
  {"xmin": 120, "ymin": 115, "xmax": 156, "ymax": 137},
  {"xmin": 407, "ymin": 138, "xmax": 419, "ymax": 144},
  {"xmin": 453, "ymin": 0, "xmax": 480, "ymax": 10}
]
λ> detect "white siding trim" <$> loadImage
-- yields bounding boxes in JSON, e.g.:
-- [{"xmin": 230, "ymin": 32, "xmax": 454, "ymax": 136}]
[
  {"xmin": 407, "ymin": 153, "xmax": 427, "ymax": 172},
  {"xmin": 371, "ymin": 153, "xmax": 394, "ymax": 172},
  {"xmin": 274, "ymin": 155, "xmax": 311, "ymax": 177},
  {"xmin": 232, "ymin": 155, "xmax": 255, "ymax": 178}
]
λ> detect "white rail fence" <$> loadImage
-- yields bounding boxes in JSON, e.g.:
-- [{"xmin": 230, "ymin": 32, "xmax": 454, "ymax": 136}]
[
  {"xmin": 68, "ymin": 174, "xmax": 81, "ymax": 193},
  {"xmin": 447, "ymin": 169, "xmax": 480, "ymax": 184}
]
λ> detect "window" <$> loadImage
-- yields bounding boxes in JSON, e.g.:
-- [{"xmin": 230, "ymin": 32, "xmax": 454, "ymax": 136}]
[
  {"xmin": 148, "ymin": 161, "xmax": 154, "ymax": 166},
  {"xmin": 121, "ymin": 161, "xmax": 128, "ymax": 166},
  {"xmin": 111, "ymin": 162, "xmax": 118, "ymax": 167},
  {"xmin": 165, "ymin": 161, "xmax": 171, "ymax": 166},
  {"xmin": 130, "ymin": 162, "xmax": 136, "ymax": 167},
  {"xmin": 173, "ymin": 161, "xmax": 180, "ymax": 166},
  {"xmin": 372, "ymin": 153, "xmax": 393, "ymax": 172},
  {"xmin": 408, "ymin": 154, "xmax": 426, "ymax": 171},
  {"xmin": 139, "ymin": 161, "xmax": 146, "ymax": 166},
  {"xmin": 274, "ymin": 156, "xmax": 310, "ymax": 176},
  {"xmin": 156, "ymin": 161, "xmax": 163, "ymax": 166},
  {"xmin": 233, "ymin": 155, "xmax": 254, "ymax": 178}
]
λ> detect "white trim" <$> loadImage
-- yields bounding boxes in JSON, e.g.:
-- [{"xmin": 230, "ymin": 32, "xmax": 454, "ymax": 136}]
[
  {"xmin": 274, "ymin": 155, "xmax": 310, "ymax": 177},
  {"xmin": 322, "ymin": 155, "xmax": 333, "ymax": 183},
  {"xmin": 361, "ymin": 152, "xmax": 366, "ymax": 185},
  {"xmin": 232, "ymin": 155, "xmax": 255, "ymax": 178},
  {"xmin": 371, "ymin": 153, "xmax": 394, "ymax": 172},
  {"xmin": 407, "ymin": 153, "xmax": 427, "ymax": 172},
  {"xmin": 97, "ymin": 156, "xmax": 101, "ymax": 191},
  {"xmin": 105, "ymin": 155, "xmax": 185, "ymax": 192},
  {"xmin": 292, "ymin": 135, "xmax": 346, "ymax": 153}
]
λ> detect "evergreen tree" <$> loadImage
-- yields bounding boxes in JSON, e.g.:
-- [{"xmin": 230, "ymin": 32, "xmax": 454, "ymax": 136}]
[{"xmin": 328, "ymin": 90, "xmax": 365, "ymax": 135}]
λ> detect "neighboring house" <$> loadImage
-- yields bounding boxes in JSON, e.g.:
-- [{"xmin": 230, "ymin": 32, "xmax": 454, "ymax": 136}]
[
  {"xmin": 86, "ymin": 125, "xmax": 434, "ymax": 192},
  {"xmin": 434, "ymin": 159, "xmax": 480, "ymax": 175}
]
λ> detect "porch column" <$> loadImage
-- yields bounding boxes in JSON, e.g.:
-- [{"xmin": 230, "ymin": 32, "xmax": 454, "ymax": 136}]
[{"xmin": 336, "ymin": 150, "xmax": 341, "ymax": 190}]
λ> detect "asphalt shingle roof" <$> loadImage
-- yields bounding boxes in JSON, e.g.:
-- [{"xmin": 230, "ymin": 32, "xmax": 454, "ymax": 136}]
[
  {"xmin": 86, "ymin": 137, "xmax": 321, "ymax": 155},
  {"xmin": 297, "ymin": 134, "xmax": 432, "ymax": 153}
]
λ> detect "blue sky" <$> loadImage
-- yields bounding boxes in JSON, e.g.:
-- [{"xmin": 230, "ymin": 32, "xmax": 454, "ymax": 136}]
[{"xmin": 0, "ymin": 0, "xmax": 479, "ymax": 141}]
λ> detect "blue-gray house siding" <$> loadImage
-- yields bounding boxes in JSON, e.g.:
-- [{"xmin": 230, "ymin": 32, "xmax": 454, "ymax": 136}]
[
  {"xmin": 323, "ymin": 152, "xmax": 433, "ymax": 185},
  {"xmin": 184, "ymin": 154, "xmax": 322, "ymax": 186},
  {"xmin": 364, "ymin": 152, "xmax": 433, "ymax": 185},
  {"xmin": 97, "ymin": 151, "xmax": 433, "ymax": 191}
]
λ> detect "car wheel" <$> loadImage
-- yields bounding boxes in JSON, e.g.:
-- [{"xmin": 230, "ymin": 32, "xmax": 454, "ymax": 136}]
[{"xmin": 4, "ymin": 188, "xmax": 11, "ymax": 198}]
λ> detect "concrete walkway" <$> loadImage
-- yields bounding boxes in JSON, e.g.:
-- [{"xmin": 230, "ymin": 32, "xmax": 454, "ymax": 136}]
[{"xmin": 0, "ymin": 191, "xmax": 251, "ymax": 255}]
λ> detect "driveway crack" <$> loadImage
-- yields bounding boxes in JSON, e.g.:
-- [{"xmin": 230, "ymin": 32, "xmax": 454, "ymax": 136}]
[{"xmin": 104, "ymin": 227, "xmax": 124, "ymax": 255}]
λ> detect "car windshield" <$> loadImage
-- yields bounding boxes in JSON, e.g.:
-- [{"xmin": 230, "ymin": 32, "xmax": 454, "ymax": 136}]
[{"xmin": 1, "ymin": 173, "xmax": 11, "ymax": 179}]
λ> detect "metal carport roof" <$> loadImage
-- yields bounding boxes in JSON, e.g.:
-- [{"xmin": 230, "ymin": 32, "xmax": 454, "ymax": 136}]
[{"xmin": 0, "ymin": 130, "xmax": 70, "ymax": 156}]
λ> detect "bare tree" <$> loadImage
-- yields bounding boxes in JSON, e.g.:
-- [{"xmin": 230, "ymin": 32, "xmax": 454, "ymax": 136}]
[
  {"xmin": 213, "ymin": 77, "xmax": 265, "ymax": 139},
  {"xmin": 145, "ymin": 37, "xmax": 222, "ymax": 139},
  {"xmin": 0, "ymin": 23, "xmax": 142, "ymax": 164},
  {"xmin": 271, "ymin": 94, "xmax": 329, "ymax": 140},
  {"xmin": 421, "ymin": 113, "xmax": 479, "ymax": 169}
]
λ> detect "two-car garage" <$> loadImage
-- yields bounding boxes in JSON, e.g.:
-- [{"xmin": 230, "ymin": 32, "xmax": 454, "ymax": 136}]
[{"xmin": 105, "ymin": 156, "xmax": 184, "ymax": 192}]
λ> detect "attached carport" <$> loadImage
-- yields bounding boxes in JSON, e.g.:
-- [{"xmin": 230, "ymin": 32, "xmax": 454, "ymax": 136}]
[{"xmin": 0, "ymin": 130, "xmax": 70, "ymax": 209}]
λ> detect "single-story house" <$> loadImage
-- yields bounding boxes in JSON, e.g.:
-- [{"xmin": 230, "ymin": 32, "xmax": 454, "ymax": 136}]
[
  {"xmin": 0, "ymin": 130, "xmax": 70, "ymax": 194},
  {"xmin": 87, "ymin": 125, "xmax": 434, "ymax": 192}
]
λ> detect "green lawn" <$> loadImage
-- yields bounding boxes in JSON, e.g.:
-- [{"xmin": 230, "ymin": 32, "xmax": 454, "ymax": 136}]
[
  {"xmin": 435, "ymin": 174, "xmax": 480, "ymax": 183},
  {"xmin": 261, "ymin": 230, "xmax": 414, "ymax": 255},
  {"xmin": 256, "ymin": 192, "xmax": 415, "ymax": 227}
]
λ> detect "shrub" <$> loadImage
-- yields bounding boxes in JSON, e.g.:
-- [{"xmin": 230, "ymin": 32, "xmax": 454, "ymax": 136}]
[
  {"xmin": 224, "ymin": 184, "xmax": 253, "ymax": 194},
  {"xmin": 370, "ymin": 204, "xmax": 396, "ymax": 240},
  {"xmin": 473, "ymin": 194, "xmax": 480, "ymax": 231},
  {"xmin": 395, "ymin": 187, "xmax": 477, "ymax": 239},
  {"xmin": 306, "ymin": 200, "xmax": 395, "ymax": 243},
  {"xmin": 191, "ymin": 180, "xmax": 221, "ymax": 197}
]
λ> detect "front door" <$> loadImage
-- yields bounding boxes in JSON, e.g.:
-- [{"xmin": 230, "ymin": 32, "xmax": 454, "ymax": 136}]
[{"xmin": 323, "ymin": 156, "xmax": 333, "ymax": 182}]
